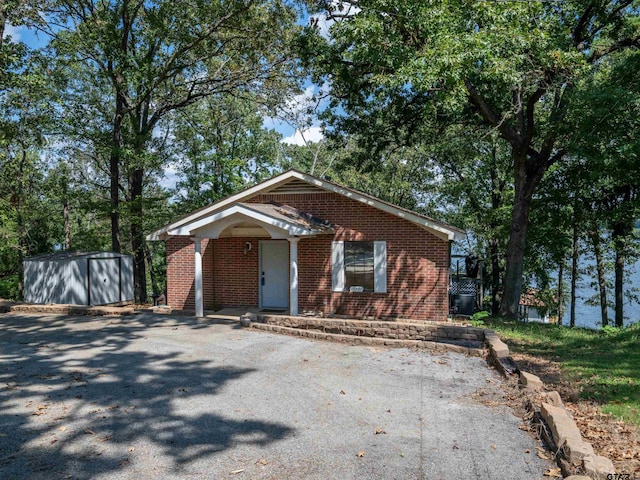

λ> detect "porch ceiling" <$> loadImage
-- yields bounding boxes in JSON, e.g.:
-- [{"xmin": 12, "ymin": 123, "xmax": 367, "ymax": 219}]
[{"xmin": 166, "ymin": 202, "xmax": 334, "ymax": 239}]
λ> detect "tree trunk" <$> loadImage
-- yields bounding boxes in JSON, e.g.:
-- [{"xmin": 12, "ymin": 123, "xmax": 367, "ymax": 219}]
[
  {"xmin": 499, "ymin": 152, "xmax": 546, "ymax": 318},
  {"xmin": 590, "ymin": 227, "xmax": 608, "ymax": 327},
  {"xmin": 614, "ymin": 246, "xmax": 624, "ymax": 328},
  {"xmin": 110, "ymin": 88, "xmax": 125, "ymax": 253},
  {"xmin": 489, "ymin": 238, "xmax": 501, "ymax": 316},
  {"xmin": 570, "ymin": 219, "xmax": 578, "ymax": 328},
  {"xmin": 17, "ymin": 209, "xmax": 24, "ymax": 301},
  {"xmin": 16, "ymin": 148, "xmax": 26, "ymax": 300},
  {"xmin": 129, "ymin": 167, "xmax": 147, "ymax": 303},
  {"xmin": 611, "ymin": 185, "xmax": 632, "ymax": 328},
  {"xmin": 144, "ymin": 242, "xmax": 159, "ymax": 297},
  {"xmin": 63, "ymin": 198, "xmax": 71, "ymax": 250},
  {"xmin": 612, "ymin": 221, "xmax": 628, "ymax": 328},
  {"xmin": 557, "ymin": 261, "xmax": 564, "ymax": 326}
]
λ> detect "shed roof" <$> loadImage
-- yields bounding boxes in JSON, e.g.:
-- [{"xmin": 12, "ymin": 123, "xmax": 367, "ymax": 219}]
[{"xmin": 25, "ymin": 251, "xmax": 129, "ymax": 261}]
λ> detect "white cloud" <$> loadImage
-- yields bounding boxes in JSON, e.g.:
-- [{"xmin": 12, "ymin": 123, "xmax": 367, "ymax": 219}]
[
  {"xmin": 309, "ymin": 2, "xmax": 361, "ymax": 40},
  {"xmin": 285, "ymin": 85, "xmax": 317, "ymax": 116},
  {"xmin": 283, "ymin": 126, "xmax": 324, "ymax": 146},
  {"xmin": 3, "ymin": 24, "xmax": 23, "ymax": 42},
  {"xmin": 160, "ymin": 162, "xmax": 180, "ymax": 190}
]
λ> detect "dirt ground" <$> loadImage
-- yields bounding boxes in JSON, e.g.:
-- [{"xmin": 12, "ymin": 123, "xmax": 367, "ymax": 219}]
[{"xmin": 510, "ymin": 352, "xmax": 640, "ymax": 477}]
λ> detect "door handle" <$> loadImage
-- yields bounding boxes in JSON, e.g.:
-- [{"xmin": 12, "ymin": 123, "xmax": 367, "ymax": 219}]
[{"xmin": 261, "ymin": 277, "xmax": 265, "ymax": 286}]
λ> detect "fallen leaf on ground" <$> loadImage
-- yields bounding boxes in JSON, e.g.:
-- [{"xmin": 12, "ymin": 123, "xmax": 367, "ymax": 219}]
[
  {"xmin": 97, "ymin": 436, "xmax": 111, "ymax": 442},
  {"xmin": 230, "ymin": 469, "xmax": 245, "ymax": 474},
  {"xmin": 375, "ymin": 428, "xmax": 386, "ymax": 435},
  {"xmin": 128, "ymin": 447, "xmax": 135, "ymax": 452},
  {"xmin": 490, "ymin": 444, "xmax": 497, "ymax": 449},
  {"xmin": 340, "ymin": 390, "xmax": 346, "ymax": 395},
  {"xmin": 256, "ymin": 458, "xmax": 268, "ymax": 465},
  {"xmin": 543, "ymin": 467, "xmax": 562, "ymax": 477},
  {"xmin": 59, "ymin": 427, "xmax": 67, "ymax": 432},
  {"xmin": 356, "ymin": 451, "xmax": 365, "ymax": 457},
  {"xmin": 84, "ymin": 429, "xmax": 96, "ymax": 435},
  {"xmin": 536, "ymin": 447, "xmax": 551, "ymax": 459}
]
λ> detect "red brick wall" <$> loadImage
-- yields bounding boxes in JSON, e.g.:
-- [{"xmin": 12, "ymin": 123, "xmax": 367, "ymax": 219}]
[
  {"xmin": 212, "ymin": 237, "xmax": 260, "ymax": 307},
  {"xmin": 166, "ymin": 237, "xmax": 215, "ymax": 311},
  {"xmin": 165, "ymin": 191, "xmax": 450, "ymax": 321}
]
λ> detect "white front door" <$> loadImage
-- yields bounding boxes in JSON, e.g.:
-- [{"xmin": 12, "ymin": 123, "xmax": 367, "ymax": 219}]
[{"xmin": 260, "ymin": 241, "xmax": 289, "ymax": 310}]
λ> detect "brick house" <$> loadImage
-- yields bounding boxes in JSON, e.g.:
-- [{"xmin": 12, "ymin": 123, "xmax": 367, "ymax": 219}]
[{"xmin": 147, "ymin": 170, "xmax": 465, "ymax": 321}]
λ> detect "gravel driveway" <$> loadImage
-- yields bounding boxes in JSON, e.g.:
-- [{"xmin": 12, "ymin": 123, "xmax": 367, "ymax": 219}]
[{"xmin": 0, "ymin": 313, "xmax": 550, "ymax": 479}]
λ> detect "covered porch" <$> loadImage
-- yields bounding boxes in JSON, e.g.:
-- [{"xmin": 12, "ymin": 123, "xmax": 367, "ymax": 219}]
[{"xmin": 165, "ymin": 202, "xmax": 334, "ymax": 317}]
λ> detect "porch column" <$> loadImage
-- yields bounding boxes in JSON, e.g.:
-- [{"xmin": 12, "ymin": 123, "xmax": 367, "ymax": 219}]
[
  {"xmin": 288, "ymin": 237, "xmax": 300, "ymax": 316},
  {"xmin": 193, "ymin": 237, "xmax": 204, "ymax": 317}
]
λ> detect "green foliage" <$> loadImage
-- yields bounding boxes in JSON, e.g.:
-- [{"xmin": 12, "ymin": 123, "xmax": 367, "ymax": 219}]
[
  {"xmin": 169, "ymin": 95, "xmax": 284, "ymax": 214},
  {"xmin": 601, "ymin": 325, "xmax": 621, "ymax": 337},
  {"xmin": 488, "ymin": 318, "xmax": 640, "ymax": 426},
  {"xmin": 470, "ymin": 310, "xmax": 490, "ymax": 327},
  {"xmin": 302, "ymin": 0, "xmax": 640, "ymax": 318},
  {"xmin": 0, "ymin": 274, "xmax": 18, "ymax": 299}
]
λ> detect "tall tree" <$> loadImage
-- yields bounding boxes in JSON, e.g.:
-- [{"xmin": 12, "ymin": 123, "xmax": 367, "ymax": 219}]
[
  {"xmin": 568, "ymin": 48, "xmax": 640, "ymax": 327},
  {"xmin": 44, "ymin": 0, "xmax": 301, "ymax": 301},
  {"xmin": 302, "ymin": 0, "xmax": 640, "ymax": 318},
  {"xmin": 1, "ymin": 10, "xmax": 60, "ymax": 298},
  {"xmin": 169, "ymin": 94, "xmax": 284, "ymax": 213}
]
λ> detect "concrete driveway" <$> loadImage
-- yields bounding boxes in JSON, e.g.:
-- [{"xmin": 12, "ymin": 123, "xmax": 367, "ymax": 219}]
[{"xmin": 0, "ymin": 313, "xmax": 550, "ymax": 479}]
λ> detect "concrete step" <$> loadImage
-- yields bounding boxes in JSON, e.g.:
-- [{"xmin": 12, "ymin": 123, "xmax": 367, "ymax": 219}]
[{"xmin": 256, "ymin": 314, "xmax": 485, "ymax": 347}]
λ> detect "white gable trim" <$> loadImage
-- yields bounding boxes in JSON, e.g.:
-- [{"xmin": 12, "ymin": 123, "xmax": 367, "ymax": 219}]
[
  {"xmin": 147, "ymin": 170, "xmax": 465, "ymax": 241},
  {"xmin": 167, "ymin": 203, "xmax": 323, "ymax": 239}
]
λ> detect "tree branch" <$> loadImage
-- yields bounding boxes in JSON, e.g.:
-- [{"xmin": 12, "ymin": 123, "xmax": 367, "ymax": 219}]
[
  {"xmin": 465, "ymin": 80, "xmax": 521, "ymax": 149},
  {"xmin": 588, "ymin": 34, "xmax": 640, "ymax": 63}
]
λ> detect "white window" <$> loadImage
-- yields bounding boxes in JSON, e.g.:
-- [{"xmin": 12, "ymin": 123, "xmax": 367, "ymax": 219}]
[{"xmin": 332, "ymin": 241, "xmax": 386, "ymax": 293}]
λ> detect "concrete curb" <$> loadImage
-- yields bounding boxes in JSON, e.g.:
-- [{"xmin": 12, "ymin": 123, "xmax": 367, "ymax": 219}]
[
  {"xmin": 484, "ymin": 328, "xmax": 520, "ymax": 375},
  {"xmin": 485, "ymin": 329, "xmax": 616, "ymax": 479}
]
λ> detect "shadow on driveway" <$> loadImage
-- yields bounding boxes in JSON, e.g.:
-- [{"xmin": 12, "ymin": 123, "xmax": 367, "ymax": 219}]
[{"xmin": 0, "ymin": 313, "xmax": 293, "ymax": 479}]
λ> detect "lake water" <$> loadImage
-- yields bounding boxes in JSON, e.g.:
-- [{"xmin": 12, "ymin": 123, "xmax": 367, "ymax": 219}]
[{"xmin": 561, "ymin": 263, "xmax": 640, "ymax": 330}]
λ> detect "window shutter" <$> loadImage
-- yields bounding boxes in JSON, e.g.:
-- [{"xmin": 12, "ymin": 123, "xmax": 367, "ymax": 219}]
[
  {"xmin": 331, "ymin": 241, "xmax": 345, "ymax": 292},
  {"xmin": 374, "ymin": 241, "xmax": 387, "ymax": 293}
]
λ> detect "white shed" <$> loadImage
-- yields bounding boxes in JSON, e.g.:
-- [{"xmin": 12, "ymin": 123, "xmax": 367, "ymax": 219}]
[{"xmin": 24, "ymin": 251, "xmax": 134, "ymax": 306}]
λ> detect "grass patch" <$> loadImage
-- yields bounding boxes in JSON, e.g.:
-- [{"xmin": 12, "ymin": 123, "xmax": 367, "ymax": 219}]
[{"xmin": 485, "ymin": 318, "xmax": 640, "ymax": 427}]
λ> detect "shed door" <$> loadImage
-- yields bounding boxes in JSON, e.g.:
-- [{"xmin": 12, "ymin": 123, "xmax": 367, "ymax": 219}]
[
  {"xmin": 260, "ymin": 242, "xmax": 288, "ymax": 310},
  {"xmin": 88, "ymin": 258, "xmax": 120, "ymax": 306}
]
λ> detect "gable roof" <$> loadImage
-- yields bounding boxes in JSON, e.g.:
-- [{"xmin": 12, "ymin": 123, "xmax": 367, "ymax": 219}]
[{"xmin": 147, "ymin": 169, "xmax": 466, "ymax": 241}]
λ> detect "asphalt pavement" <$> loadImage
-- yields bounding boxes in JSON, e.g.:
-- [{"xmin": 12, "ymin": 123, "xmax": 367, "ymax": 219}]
[{"xmin": 0, "ymin": 313, "xmax": 551, "ymax": 479}]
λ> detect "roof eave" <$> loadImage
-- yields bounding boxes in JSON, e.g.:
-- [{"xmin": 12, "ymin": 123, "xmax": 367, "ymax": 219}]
[{"xmin": 147, "ymin": 168, "xmax": 466, "ymax": 242}]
